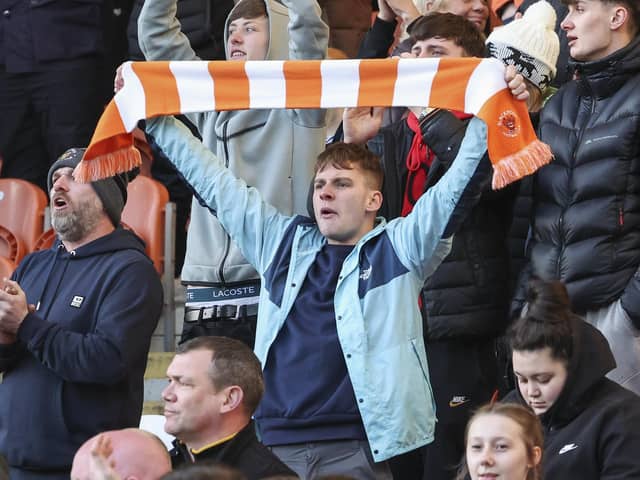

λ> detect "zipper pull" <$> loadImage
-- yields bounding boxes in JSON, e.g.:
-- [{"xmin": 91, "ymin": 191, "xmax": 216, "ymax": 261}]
[{"xmin": 619, "ymin": 207, "xmax": 624, "ymax": 227}]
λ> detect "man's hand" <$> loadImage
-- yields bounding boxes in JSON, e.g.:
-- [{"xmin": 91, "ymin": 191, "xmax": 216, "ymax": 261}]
[
  {"xmin": 505, "ymin": 65, "xmax": 530, "ymax": 102},
  {"xmin": 377, "ymin": 0, "xmax": 397, "ymax": 22},
  {"xmin": 343, "ymin": 107, "xmax": 384, "ymax": 144},
  {"xmin": 383, "ymin": 0, "xmax": 421, "ymax": 24},
  {"xmin": 0, "ymin": 279, "xmax": 29, "ymax": 338},
  {"xmin": 89, "ymin": 434, "xmax": 121, "ymax": 480},
  {"xmin": 113, "ymin": 64, "xmax": 125, "ymax": 94}
]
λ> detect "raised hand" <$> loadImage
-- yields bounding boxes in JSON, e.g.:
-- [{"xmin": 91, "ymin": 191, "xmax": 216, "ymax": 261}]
[
  {"xmin": 384, "ymin": 0, "xmax": 421, "ymax": 23},
  {"xmin": 343, "ymin": 107, "xmax": 385, "ymax": 145},
  {"xmin": 88, "ymin": 434, "xmax": 120, "ymax": 480}
]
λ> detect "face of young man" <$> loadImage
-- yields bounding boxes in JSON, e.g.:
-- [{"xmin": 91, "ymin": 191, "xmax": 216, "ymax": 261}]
[
  {"xmin": 512, "ymin": 347, "xmax": 568, "ymax": 415},
  {"xmin": 561, "ymin": 0, "xmax": 628, "ymax": 62},
  {"xmin": 50, "ymin": 167, "xmax": 104, "ymax": 243},
  {"xmin": 411, "ymin": 37, "xmax": 468, "ymax": 58},
  {"xmin": 313, "ymin": 164, "xmax": 382, "ymax": 246},
  {"xmin": 162, "ymin": 349, "xmax": 228, "ymax": 449},
  {"xmin": 227, "ymin": 16, "xmax": 270, "ymax": 61}
]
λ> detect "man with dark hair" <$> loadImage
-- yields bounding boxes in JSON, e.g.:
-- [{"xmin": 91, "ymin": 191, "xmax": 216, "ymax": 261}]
[
  {"xmin": 143, "ymin": 103, "xmax": 491, "ymax": 477},
  {"xmin": 0, "ymin": 148, "xmax": 163, "ymax": 479},
  {"xmin": 513, "ymin": 0, "xmax": 640, "ymax": 395},
  {"xmin": 161, "ymin": 336, "xmax": 295, "ymax": 479},
  {"xmin": 343, "ymin": 13, "xmax": 515, "ymax": 480},
  {"xmin": 406, "ymin": 10, "xmax": 487, "ymax": 58}
]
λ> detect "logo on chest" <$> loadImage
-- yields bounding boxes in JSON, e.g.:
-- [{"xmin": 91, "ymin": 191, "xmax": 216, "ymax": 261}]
[
  {"xmin": 70, "ymin": 296, "xmax": 84, "ymax": 308},
  {"xmin": 359, "ymin": 266, "xmax": 372, "ymax": 281}
]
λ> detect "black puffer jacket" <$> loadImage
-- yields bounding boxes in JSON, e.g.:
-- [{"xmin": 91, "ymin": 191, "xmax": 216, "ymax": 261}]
[
  {"xmin": 370, "ymin": 110, "xmax": 514, "ymax": 340},
  {"xmin": 518, "ymin": 36, "xmax": 640, "ymax": 322},
  {"xmin": 506, "ymin": 317, "xmax": 640, "ymax": 480}
]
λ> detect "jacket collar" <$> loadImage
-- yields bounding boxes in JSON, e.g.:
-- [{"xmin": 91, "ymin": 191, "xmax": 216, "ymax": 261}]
[{"xmin": 571, "ymin": 35, "xmax": 640, "ymax": 99}]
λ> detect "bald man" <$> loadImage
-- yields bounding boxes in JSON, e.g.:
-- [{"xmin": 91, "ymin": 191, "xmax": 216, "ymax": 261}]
[{"xmin": 71, "ymin": 428, "xmax": 172, "ymax": 480}]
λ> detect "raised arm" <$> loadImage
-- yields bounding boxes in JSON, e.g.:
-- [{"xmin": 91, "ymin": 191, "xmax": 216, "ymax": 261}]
[
  {"xmin": 138, "ymin": 0, "xmax": 200, "ymax": 61},
  {"xmin": 283, "ymin": 0, "xmax": 328, "ymax": 61},
  {"xmin": 357, "ymin": 0, "xmax": 420, "ymax": 59},
  {"xmin": 387, "ymin": 116, "xmax": 491, "ymax": 279},
  {"xmin": 145, "ymin": 116, "xmax": 297, "ymax": 273},
  {"xmin": 281, "ymin": 0, "xmax": 329, "ymax": 128}
]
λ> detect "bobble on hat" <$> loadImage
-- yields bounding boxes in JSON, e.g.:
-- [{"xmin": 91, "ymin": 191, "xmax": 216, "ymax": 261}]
[{"xmin": 486, "ymin": 0, "xmax": 560, "ymax": 90}]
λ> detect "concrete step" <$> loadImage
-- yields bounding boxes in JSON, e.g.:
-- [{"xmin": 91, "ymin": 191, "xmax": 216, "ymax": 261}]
[{"xmin": 143, "ymin": 352, "xmax": 174, "ymax": 415}]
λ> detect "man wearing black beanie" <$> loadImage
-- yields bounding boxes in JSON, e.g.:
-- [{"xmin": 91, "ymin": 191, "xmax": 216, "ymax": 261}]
[{"xmin": 0, "ymin": 148, "xmax": 163, "ymax": 479}]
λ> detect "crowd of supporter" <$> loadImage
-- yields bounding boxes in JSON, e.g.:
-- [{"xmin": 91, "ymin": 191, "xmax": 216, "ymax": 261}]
[{"xmin": 1, "ymin": 0, "xmax": 640, "ymax": 478}]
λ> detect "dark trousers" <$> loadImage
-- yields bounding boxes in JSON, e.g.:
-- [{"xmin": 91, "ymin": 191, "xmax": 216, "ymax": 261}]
[
  {"xmin": 0, "ymin": 60, "xmax": 108, "ymax": 191},
  {"xmin": 181, "ymin": 313, "xmax": 257, "ymax": 348},
  {"xmin": 390, "ymin": 339, "xmax": 501, "ymax": 480},
  {"xmin": 8, "ymin": 468, "xmax": 69, "ymax": 480}
]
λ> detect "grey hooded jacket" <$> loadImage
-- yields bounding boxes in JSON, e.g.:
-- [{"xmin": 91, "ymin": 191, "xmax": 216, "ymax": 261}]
[{"xmin": 138, "ymin": 0, "xmax": 328, "ymax": 285}]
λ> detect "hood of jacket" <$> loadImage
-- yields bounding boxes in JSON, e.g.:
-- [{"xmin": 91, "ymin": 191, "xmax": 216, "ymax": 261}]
[
  {"xmin": 514, "ymin": 316, "xmax": 616, "ymax": 427},
  {"xmin": 224, "ymin": 0, "xmax": 291, "ymax": 61},
  {"xmin": 52, "ymin": 226, "xmax": 147, "ymax": 258}
]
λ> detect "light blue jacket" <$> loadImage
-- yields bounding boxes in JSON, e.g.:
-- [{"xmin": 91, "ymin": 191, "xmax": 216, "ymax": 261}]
[{"xmin": 146, "ymin": 115, "xmax": 489, "ymax": 461}]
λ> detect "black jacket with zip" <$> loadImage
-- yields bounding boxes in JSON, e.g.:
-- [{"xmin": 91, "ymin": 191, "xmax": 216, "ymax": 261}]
[
  {"xmin": 514, "ymin": 35, "xmax": 640, "ymax": 326},
  {"xmin": 505, "ymin": 317, "xmax": 640, "ymax": 480},
  {"xmin": 370, "ymin": 109, "xmax": 514, "ymax": 340},
  {"xmin": 170, "ymin": 421, "xmax": 296, "ymax": 479}
]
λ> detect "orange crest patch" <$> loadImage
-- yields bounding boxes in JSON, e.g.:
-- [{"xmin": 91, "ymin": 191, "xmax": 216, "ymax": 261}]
[{"xmin": 497, "ymin": 110, "xmax": 520, "ymax": 138}]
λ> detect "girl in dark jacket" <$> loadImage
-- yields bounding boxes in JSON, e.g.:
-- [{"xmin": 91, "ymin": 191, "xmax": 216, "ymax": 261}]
[{"xmin": 506, "ymin": 278, "xmax": 640, "ymax": 480}]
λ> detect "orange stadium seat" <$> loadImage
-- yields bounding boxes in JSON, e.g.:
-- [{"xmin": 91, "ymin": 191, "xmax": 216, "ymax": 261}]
[
  {"xmin": 0, "ymin": 255, "xmax": 16, "ymax": 280},
  {"xmin": 122, "ymin": 175, "xmax": 170, "ymax": 275},
  {"xmin": 0, "ymin": 179, "xmax": 48, "ymax": 258},
  {"xmin": 0, "ymin": 225, "xmax": 26, "ymax": 265},
  {"xmin": 33, "ymin": 228, "xmax": 57, "ymax": 252}
]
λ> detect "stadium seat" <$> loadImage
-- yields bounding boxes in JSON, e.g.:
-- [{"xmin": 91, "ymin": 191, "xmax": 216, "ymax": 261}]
[
  {"xmin": 0, "ymin": 225, "xmax": 26, "ymax": 265},
  {"xmin": 0, "ymin": 179, "xmax": 48, "ymax": 257},
  {"xmin": 33, "ymin": 228, "xmax": 57, "ymax": 252},
  {"xmin": 0, "ymin": 255, "xmax": 16, "ymax": 280}
]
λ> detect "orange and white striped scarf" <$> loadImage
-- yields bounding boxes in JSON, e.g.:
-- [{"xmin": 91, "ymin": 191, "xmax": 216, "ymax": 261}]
[{"xmin": 76, "ymin": 57, "xmax": 552, "ymax": 189}]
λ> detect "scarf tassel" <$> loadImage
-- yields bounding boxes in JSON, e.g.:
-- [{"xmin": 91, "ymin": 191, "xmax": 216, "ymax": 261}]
[
  {"xmin": 74, "ymin": 140, "xmax": 141, "ymax": 183},
  {"xmin": 491, "ymin": 140, "xmax": 553, "ymax": 190}
]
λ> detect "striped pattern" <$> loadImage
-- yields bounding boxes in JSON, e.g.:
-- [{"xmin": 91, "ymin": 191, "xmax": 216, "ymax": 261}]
[{"xmin": 78, "ymin": 58, "xmax": 552, "ymax": 189}]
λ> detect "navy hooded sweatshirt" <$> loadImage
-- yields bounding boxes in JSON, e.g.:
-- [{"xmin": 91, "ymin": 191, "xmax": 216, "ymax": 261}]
[{"xmin": 0, "ymin": 228, "xmax": 163, "ymax": 473}]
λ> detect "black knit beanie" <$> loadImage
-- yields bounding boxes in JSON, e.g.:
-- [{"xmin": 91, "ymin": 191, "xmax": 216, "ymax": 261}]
[{"xmin": 47, "ymin": 148, "xmax": 137, "ymax": 227}]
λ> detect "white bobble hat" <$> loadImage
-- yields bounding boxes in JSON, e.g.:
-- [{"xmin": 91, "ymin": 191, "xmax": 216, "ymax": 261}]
[{"xmin": 486, "ymin": 0, "xmax": 560, "ymax": 90}]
